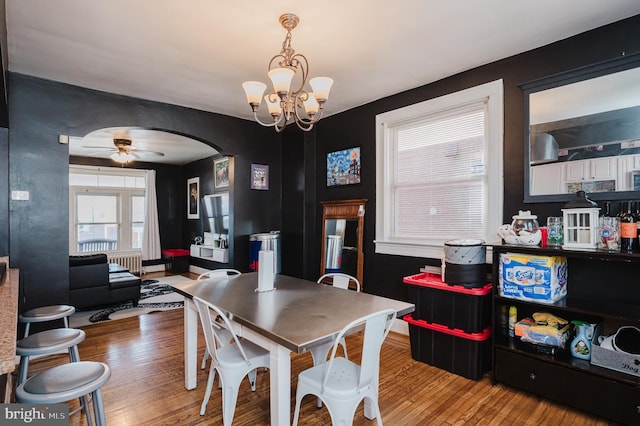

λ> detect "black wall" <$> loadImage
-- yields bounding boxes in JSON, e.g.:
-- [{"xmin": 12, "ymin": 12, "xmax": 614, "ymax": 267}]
[
  {"xmin": 311, "ymin": 15, "xmax": 640, "ymax": 301},
  {"xmin": 3, "ymin": 15, "xmax": 640, "ymax": 311},
  {"xmin": 8, "ymin": 74, "xmax": 280, "ymax": 311}
]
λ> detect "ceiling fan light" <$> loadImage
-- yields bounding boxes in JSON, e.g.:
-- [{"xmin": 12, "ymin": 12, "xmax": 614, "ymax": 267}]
[
  {"xmin": 242, "ymin": 81, "xmax": 267, "ymax": 106},
  {"xmin": 268, "ymin": 68, "xmax": 295, "ymax": 95},
  {"xmin": 111, "ymin": 151, "xmax": 134, "ymax": 164},
  {"xmin": 309, "ymin": 77, "xmax": 333, "ymax": 102}
]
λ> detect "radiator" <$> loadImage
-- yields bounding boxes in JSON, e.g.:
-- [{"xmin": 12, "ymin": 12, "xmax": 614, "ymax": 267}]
[{"xmin": 107, "ymin": 252, "xmax": 142, "ymax": 275}]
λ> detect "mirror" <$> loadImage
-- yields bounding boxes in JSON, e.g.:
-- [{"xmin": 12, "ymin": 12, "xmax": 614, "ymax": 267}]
[
  {"xmin": 523, "ymin": 53, "xmax": 640, "ymax": 202},
  {"xmin": 320, "ymin": 199, "xmax": 367, "ymax": 287},
  {"xmin": 202, "ymin": 192, "xmax": 229, "ymax": 245}
]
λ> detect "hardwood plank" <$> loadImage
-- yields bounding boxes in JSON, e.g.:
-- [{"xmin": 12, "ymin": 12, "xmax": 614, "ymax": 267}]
[{"xmin": 17, "ymin": 272, "xmax": 614, "ymax": 425}]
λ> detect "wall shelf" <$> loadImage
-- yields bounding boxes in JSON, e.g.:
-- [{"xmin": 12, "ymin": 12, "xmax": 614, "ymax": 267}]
[{"xmin": 190, "ymin": 245, "xmax": 228, "ymax": 263}]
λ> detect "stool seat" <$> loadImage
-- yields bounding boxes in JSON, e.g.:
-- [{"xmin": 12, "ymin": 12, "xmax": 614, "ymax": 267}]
[
  {"xmin": 19, "ymin": 304, "xmax": 75, "ymax": 323},
  {"xmin": 17, "ymin": 328, "xmax": 85, "ymax": 355},
  {"xmin": 17, "ymin": 361, "xmax": 111, "ymax": 426},
  {"xmin": 16, "ymin": 328, "xmax": 86, "ymax": 385},
  {"xmin": 19, "ymin": 304, "xmax": 75, "ymax": 337}
]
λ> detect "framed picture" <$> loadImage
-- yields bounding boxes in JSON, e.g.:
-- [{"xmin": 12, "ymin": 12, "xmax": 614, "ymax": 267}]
[
  {"xmin": 251, "ymin": 164, "xmax": 269, "ymax": 190},
  {"xmin": 187, "ymin": 177, "xmax": 199, "ymax": 219},
  {"xmin": 327, "ymin": 147, "xmax": 361, "ymax": 186},
  {"xmin": 214, "ymin": 157, "xmax": 230, "ymax": 189}
]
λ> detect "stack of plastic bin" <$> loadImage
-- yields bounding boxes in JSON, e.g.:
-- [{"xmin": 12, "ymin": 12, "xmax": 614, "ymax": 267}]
[{"xmin": 403, "ymin": 272, "xmax": 492, "ymax": 380}]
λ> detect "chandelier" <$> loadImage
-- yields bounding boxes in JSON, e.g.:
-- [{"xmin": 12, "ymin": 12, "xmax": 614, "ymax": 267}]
[{"xmin": 242, "ymin": 13, "xmax": 333, "ymax": 132}]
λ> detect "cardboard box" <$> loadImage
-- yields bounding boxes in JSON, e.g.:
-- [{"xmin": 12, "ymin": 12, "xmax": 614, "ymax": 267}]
[{"xmin": 498, "ymin": 253, "xmax": 567, "ymax": 303}]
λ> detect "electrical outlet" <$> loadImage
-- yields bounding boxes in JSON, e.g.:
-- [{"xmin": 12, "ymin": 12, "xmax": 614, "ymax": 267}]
[{"xmin": 11, "ymin": 190, "xmax": 30, "ymax": 201}]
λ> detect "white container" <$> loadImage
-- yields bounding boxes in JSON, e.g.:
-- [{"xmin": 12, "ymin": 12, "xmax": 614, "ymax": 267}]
[{"xmin": 443, "ymin": 239, "xmax": 486, "ymax": 265}]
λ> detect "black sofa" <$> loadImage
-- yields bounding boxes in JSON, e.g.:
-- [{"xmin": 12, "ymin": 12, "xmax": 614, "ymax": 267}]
[{"xmin": 69, "ymin": 254, "xmax": 141, "ymax": 309}]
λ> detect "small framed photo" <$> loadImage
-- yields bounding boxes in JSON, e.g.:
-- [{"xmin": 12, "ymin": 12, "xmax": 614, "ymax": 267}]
[
  {"xmin": 251, "ymin": 164, "xmax": 269, "ymax": 190},
  {"xmin": 327, "ymin": 147, "xmax": 361, "ymax": 186},
  {"xmin": 187, "ymin": 177, "xmax": 199, "ymax": 219},
  {"xmin": 214, "ymin": 157, "xmax": 230, "ymax": 189}
]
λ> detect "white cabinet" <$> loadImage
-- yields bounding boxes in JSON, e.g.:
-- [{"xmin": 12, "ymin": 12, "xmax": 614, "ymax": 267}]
[
  {"xmin": 564, "ymin": 157, "xmax": 617, "ymax": 182},
  {"xmin": 190, "ymin": 244, "xmax": 229, "ymax": 263},
  {"xmin": 530, "ymin": 162, "xmax": 563, "ymax": 195}
]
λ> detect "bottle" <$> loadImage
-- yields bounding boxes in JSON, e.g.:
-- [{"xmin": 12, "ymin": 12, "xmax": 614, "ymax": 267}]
[
  {"xmin": 635, "ymin": 201, "xmax": 640, "ymax": 251},
  {"xmin": 570, "ymin": 322, "xmax": 592, "ymax": 360},
  {"xmin": 508, "ymin": 306, "xmax": 517, "ymax": 337},
  {"xmin": 620, "ymin": 201, "xmax": 637, "ymax": 252}
]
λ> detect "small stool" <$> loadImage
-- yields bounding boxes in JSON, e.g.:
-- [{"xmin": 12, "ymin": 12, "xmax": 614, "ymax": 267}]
[
  {"xmin": 16, "ymin": 328, "xmax": 86, "ymax": 385},
  {"xmin": 16, "ymin": 361, "xmax": 111, "ymax": 426},
  {"xmin": 162, "ymin": 249, "xmax": 190, "ymax": 273},
  {"xmin": 19, "ymin": 305, "xmax": 75, "ymax": 337}
]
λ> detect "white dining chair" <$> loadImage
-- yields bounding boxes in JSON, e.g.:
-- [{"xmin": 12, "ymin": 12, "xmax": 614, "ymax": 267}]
[
  {"xmin": 312, "ymin": 273, "xmax": 361, "ymax": 362},
  {"xmin": 197, "ymin": 268, "xmax": 241, "ymax": 280},
  {"xmin": 193, "ymin": 296, "xmax": 270, "ymax": 425},
  {"xmin": 292, "ymin": 308, "xmax": 396, "ymax": 426},
  {"xmin": 198, "ymin": 269, "xmax": 241, "ymax": 369}
]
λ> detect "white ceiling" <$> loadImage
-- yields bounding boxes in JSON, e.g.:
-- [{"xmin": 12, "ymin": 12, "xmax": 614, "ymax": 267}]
[{"xmin": 6, "ymin": 1, "xmax": 640, "ymax": 164}]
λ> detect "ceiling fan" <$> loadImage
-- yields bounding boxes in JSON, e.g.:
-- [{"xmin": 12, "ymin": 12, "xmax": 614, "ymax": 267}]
[{"xmin": 83, "ymin": 137, "xmax": 165, "ymax": 164}]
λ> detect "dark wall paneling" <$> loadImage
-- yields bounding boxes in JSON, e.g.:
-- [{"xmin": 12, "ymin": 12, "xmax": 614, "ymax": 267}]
[
  {"xmin": 9, "ymin": 73, "xmax": 280, "ymax": 311},
  {"xmin": 313, "ymin": 15, "xmax": 640, "ymax": 301},
  {"xmin": 280, "ymin": 128, "xmax": 305, "ymax": 278},
  {"xmin": 0, "ymin": 128, "xmax": 7, "ymax": 256}
]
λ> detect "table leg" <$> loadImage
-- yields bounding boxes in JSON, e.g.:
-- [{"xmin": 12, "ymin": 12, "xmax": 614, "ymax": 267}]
[
  {"xmin": 270, "ymin": 344, "xmax": 291, "ymax": 426},
  {"xmin": 184, "ymin": 299, "xmax": 198, "ymax": 390},
  {"xmin": 240, "ymin": 327, "xmax": 291, "ymax": 426}
]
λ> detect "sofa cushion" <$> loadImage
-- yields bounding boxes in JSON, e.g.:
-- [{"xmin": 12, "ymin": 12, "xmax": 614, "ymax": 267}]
[
  {"xmin": 109, "ymin": 272, "xmax": 141, "ymax": 290},
  {"xmin": 69, "ymin": 254, "xmax": 108, "ymax": 267}
]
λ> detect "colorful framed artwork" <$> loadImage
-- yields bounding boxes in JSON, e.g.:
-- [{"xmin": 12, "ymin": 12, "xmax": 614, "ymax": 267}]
[
  {"xmin": 251, "ymin": 164, "xmax": 269, "ymax": 190},
  {"xmin": 214, "ymin": 157, "xmax": 230, "ymax": 189},
  {"xmin": 187, "ymin": 177, "xmax": 199, "ymax": 219},
  {"xmin": 327, "ymin": 147, "xmax": 361, "ymax": 186}
]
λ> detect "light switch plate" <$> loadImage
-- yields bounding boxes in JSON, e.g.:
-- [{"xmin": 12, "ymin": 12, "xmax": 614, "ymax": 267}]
[{"xmin": 11, "ymin": 190, "xmax": 29, "ymax": 201}]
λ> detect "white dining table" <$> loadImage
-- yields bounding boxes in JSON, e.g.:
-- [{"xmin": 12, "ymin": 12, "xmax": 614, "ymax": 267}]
[{"xmin": 170, "ymin": 272, "xmax": 414, "ymax": 426}]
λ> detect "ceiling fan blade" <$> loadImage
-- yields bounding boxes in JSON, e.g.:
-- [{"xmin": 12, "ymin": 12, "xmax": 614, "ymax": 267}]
[
  {"xmin": 81, "ymin": 145, "xmax": 117, "ymax": 151},
  {"xmin": 129, "ymin": 147, "xmax": 165, "ymax": 156}
]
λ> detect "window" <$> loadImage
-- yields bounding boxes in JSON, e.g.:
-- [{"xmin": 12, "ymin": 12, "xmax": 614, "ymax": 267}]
[
  {"xmin": 375, "ymin": 80, "xmax": 503, "ymax": 259},
  {"xmin": 69, "ymin": 165, "xmax": 146, "ymax": 254}
]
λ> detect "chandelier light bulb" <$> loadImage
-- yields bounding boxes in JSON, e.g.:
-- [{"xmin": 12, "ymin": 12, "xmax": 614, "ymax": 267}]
[
  {"xmin": 265, "ymin": 95, "xmax": 283, "ymax": 116},
  {"xmin": 268, "ymin": 68, "xmax": 295, "ymax": 95},
  {"xmin": 309, "ymin": 77, "xmax": 333, "ymax": 102},
  {"xmin": 302, "ymin": 93, "xmax": 319, "ymax": 116},
  {"xmin": 242, "ymin": 81, "xmax": 267, "ymax": 107}
]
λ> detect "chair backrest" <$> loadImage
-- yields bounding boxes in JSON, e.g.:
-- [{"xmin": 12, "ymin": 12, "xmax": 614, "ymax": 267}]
[
  {"xmin": 193, "ymin": 296, "xmax": 251, "ymax": 365},
  {"xmin": 197, "ymin": 269, "xmax": 242, "ymax": 280},
  {"xmin": 323, "ymin": 309, "xmax": 395, "ymax": 392},
  {"xmin": 317, "ymin": 273, "xmax": 360, "ymax": 292}
]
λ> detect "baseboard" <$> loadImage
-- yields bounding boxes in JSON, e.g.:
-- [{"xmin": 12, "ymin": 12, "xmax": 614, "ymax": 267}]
[{"xmin": 142, "ymin": 264, "xmax": 165, "ymax": 274}]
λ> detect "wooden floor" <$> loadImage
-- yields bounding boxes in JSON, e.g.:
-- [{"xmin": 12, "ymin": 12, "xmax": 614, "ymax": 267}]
[{"xmin": 22, "ymin": 272, "xmax": 615, "ymax": 426}]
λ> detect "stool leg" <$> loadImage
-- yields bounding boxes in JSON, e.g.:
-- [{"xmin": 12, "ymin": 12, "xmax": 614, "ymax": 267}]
[
  {"xmin": 17, "ymin": 356, "xmax": 30, "ymax": 386},
  {"xmin": 23, "ymin": 323, "xmax": 31, "ymax": 338},
  {"xmin": 92, "ymin": 389, "xmax": 107, "ymax": 426},
  {"xmin": 69, "ymin": 345, "xmax": 81, "ymax": 363},
  {"xmin": 63, "ymin": 317, "xmax": 70, "ymax": 328},
  {"xmin": 80, "ymin": 394, "xmax": 94, "ymax": 426}
]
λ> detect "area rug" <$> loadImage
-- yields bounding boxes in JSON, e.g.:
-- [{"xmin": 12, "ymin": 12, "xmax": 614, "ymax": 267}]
[{"xmin": 68, "ymin": 275, "xmax": 189, "ymax": 327}]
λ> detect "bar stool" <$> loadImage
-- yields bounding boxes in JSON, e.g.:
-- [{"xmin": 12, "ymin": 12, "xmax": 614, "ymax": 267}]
[
  {"xmin": 16, "ymin": 328, "xmax": 86, "ymax": 385},
  {"xmin": 16, "ymin": 361, "xmax": 111, "ymax": 426},
  {"xmin": 19, "ymin": 304, "xmax": 75, "ymax": 337}
]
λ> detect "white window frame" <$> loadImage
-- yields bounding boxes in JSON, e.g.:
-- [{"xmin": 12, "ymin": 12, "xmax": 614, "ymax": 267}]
[
  {"xmin": 375, "ymin": 79, "xmax": 504, "ymax": 259},
  {"xmin": 69, "ymin": 165, "xmax": 146, "ymax": 255}
]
